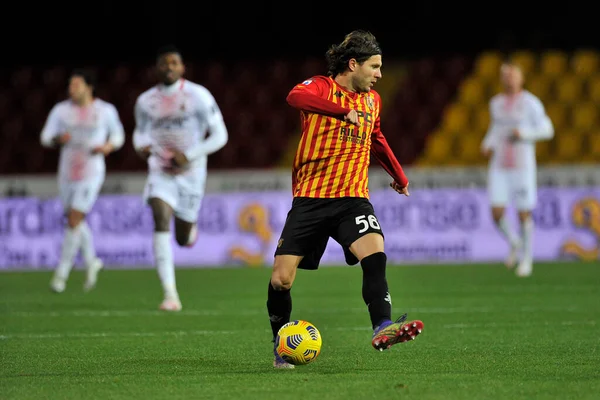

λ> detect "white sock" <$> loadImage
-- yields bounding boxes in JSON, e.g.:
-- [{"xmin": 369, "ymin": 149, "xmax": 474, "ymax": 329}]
[
  {"xmin": 79, "ymin": 221, "xmax": 97, "ymax": 265},
  {"xmin": 520, "ymin": 217, "xmax": 534, "ymax": 263},
  {"xmin": 55, "ymin": 225, "xmax": 83, "ymax": 280},
  {"xmin": 495, "ymin": 216, "xmax": 520, "ymax": 248},
  {"xmin": 186, "ymin": 224, "xmax": 197, "ymax": 246},
  {"xmin": 153, "ymin": 231, "xmax": 178, "ymax": 299}
]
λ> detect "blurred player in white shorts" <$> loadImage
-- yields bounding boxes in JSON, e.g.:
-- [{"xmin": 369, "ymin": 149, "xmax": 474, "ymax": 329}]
[
  {"xmin": 133, "ymin": 45, "xmax": 229, "ymax": 311},
  {"xmin": 40, "ymin": 69, "xmax": 125, "ymax": 293},
  {"xmin": 481, "ymin": 61, "xmax": 554, "ymax": 277}
]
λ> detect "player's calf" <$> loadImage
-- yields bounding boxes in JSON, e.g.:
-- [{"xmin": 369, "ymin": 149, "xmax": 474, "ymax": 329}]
[{"xmin": 174, "ymin": 220, "xmax": 197, "ymax": 247}]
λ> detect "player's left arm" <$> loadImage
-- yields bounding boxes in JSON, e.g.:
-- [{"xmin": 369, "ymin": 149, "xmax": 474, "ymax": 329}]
[
  {"xmin": 370, "ymin": 114, "xmax": 409, "ymax": 195},
  {"xmin": 516, "ymin": 97, "xmax": 554, "ymax": 141},
  {"xmin": 92, "ymin": 104, "xmax": 126, "ymax": 155},
  {"xmin": 181, "ymin": 89, "xmax": 229, "ymax": 164}
]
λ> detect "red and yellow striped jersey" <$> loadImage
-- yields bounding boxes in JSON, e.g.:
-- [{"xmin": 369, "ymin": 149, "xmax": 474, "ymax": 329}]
[{"xmin": 287, "ymin": 76, "xmax": 381, "ymax": 199}]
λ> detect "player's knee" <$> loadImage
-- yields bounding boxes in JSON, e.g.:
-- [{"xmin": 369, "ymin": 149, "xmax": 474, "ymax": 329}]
[
  {"xmin": 271, "ymin": 266, "xmax": 295, "ymax": 291},
  {"xmin": 491, "ymin": 207, "xmax": 505, "ymax": 223},
  {"xmin": 518, "ymin": 211, "xmax": 532, "ymax": 223},
  {"xmin": 66, "ymin": 210, "xmax": 84, "ymax": 229},
  {"xmin": 350, "ymin": 233, "xmax": 384, "ymax": 262},
  {"xmin": 270, "ymin": 273, "xmax": 294, "ymax": 290},
  {"xmin": 150, "ymin": 202, "xmax": 172, "ymax": 231}
]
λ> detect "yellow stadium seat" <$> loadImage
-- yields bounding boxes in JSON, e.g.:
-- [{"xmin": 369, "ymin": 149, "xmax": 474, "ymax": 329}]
[
  {"xmin": 441, "ymin": 104, "xmax": 469, "ymax": 132},
  {"xmin": 536, "ymin": 139, "xmax": 553, "ymax": 164},
  {"xmin": 456, "ymin": 135, "xmax": 485, "ymax": 165},
  {"xmin": 571, "ymin": 49, "xmax": 599, "ymax": 77},
  {"xmin": 526, "ymin": 76, "xmax": 550, "ymax": 100},
  {"xmin": 424, "ymin": 133, "xmax": 453, "ymax": 163},
  {"xmin": 457, "ymin": 77, "xmax": 485, "ymax": 106},
  {"xmin": 540, "ymin": 50, "xmax": 568, "ymax": 78},
  {"xmin": 474, "ymin": 51, "xmax": 503, "ymax": 81},
  {"xmin": 510, "ymin": 50, "xmax": 537, "ymax": 76},
  {"xmin": 556, "ymin": 74, "xmax": 582, "ymax": 104},
  {"xmin": 545, "ymin": 103, "xmax": 566, "ymax": 130},
  {"xmin": 472, "ymin": 105, "xmax": 491, "ymax": 133},
  {"xmin": 554, "ymin": 130, "xmax": 584, "ymax": 162},
  {"xmin": 587, "ymin": 131, "xmax": 600, "ymax": 161},
  {"xmin": 571, "ymin": 103, "xmax": 598, "ymax": 131},
  {"xmin": 587, "ymin": 75, "xmax": 600, "ymax": 102}
]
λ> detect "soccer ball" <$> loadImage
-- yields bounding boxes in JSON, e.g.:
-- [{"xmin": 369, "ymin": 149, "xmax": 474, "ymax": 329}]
[{"xmin": 275, "ymin": 320, "xmax": 322, "ymax": 365}]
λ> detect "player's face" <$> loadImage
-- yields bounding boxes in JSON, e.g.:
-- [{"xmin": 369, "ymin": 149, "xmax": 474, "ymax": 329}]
[
  {"xmin": 352, "ymin": 55, "xmax": 382, "ymax": 93},
  {"xmin": 500, "ymin": 64, "xmax": 523, "ymax": 93},
  {"xmin": 68, "ymin": 76, "xmax": 91, "ymax": 103},
  {"xmin": 157, "ymin": 53, "xmax": 185, "ymax": 85}
]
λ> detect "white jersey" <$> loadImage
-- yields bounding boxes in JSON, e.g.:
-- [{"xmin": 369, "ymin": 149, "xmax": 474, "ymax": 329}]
[
  {"xmin": 132, "ymin": 79, "xmax": 228, "ymax": 174},
  {"xmin": 40, "ymin": 99, "xmax": 125, "ymax": 182},
  {"xmin": 481, "ymin": 90, "xmax": 554, "ymax": 171}
]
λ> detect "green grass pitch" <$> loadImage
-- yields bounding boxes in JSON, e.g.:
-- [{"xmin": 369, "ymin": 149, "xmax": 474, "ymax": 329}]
[{"xmin": 1, "ymin": 261, "xmax": 599, "ymax": 399}]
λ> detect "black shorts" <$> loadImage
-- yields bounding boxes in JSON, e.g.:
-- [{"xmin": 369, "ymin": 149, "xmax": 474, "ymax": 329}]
[{"xmin": 274, "ymin": 197, "xmax": 384, "ymax": 270}]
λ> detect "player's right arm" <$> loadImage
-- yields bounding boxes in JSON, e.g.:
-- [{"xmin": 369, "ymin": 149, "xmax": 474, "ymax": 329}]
[
  {"xmin": 286, "ymin": 77, "xmax": 358, "ymax": 125},
  {"xmin": 132, "ymin": 97, "xmax": 152, "ymax": 160},
  {"xmin": 481, "ymin": 100, "xmax": 500, "ymax": 157},
  {"xmin": 40, "ymin": 104, "xmax": 70, "ymax": 148}
]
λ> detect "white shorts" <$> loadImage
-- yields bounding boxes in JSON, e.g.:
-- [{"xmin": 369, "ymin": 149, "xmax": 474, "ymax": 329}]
[
  {"xmin": 487, "ymin": 168, "xmax": 537, "ymax": 211},
  {"xmin": 59, "ymin": 177, "xmax": 104, "ymax": 214},
  {"xmin": 142, "ymin": 168, "xmax": 206, "ymax": 223}
]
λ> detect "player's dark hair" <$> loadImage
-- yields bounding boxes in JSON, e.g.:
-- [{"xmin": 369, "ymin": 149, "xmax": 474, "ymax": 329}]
[
  {"xmin": 325, "ymin": 30, "xmax": 382, "ymax": 77},
  {"xmin": 70, "ymin": 69, "xmax": 97, "ymax": 90},
  {"xmin": 156, "ymin": 44, "xmax": 182, "ymax": 61}
]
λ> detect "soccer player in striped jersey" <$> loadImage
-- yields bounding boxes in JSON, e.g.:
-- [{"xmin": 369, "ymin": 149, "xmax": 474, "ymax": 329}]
[{"xmin": 267, "ymin": 30, "xmax": 424, "ymax": 369}]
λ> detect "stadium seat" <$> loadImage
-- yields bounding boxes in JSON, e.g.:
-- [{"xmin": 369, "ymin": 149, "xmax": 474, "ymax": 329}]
[
  {"xmin": 510, "ymin": 50, "xmax": 537, "ymax": 76},
  {"xmin": 571, "ymin": 49, "xmax": 599, "ymax": 77},
  {"xmin": 11, "ymin": 67, "xmax": 34, "ymax": 91},
  {"xmin": 554, "ymin": 130, "xmax": 583, "ymax": 163},
  {"xmin": 540, "ymin": 50, "xmax": 568, "ymax": 78},
  {"xmin": 42, "ymin": 66, "xmax": 67, "ymax": 92},
  {"xmin": 545, "ymin": 103, "xmax": 566, "ymax": 131},
  {"xmin": 472, "ymin": 105, "xmax": 491, "ymax": 134},
  {"xmin": 474, "ymin": 51, "xmax": 503, "ymax": 82},
  {"xmin": 455, "ymin": 135, "xmax": 483, "ymax": 164},
  {"xmin": 411, "ymin": 58, "xmax": 436, "ymax": 83},
  {"xmin": 0, "ymin": 89, "xmax": 12, "ymax": 121},
  {"xmin": 587, "ymin": 75, "xmax": 600, "ymax": 102},
  {"xmin": 571, "ymin": 102, "xmax": 598, "ymax": 131},
  {"xmin": 587, "ymin": 131, "xmax": 600, "ymax": 161},
  {"xmin": 535, "ymin": 138, "xmax": 552, "ymax": 164},
  {"xmin": 442, "ymin": 56, "xmax": 471, "ymax": 86},
  {"xmin": 107, "ymin": 65, "xmax": 132, "ymax": 87},
  {"xmin": 555, "ymin": 74, "xmax": 582, "ymax": 104},
  {"xmin": 422, "ymin": 133, "xmax": 452, "ymax": 164},
  {"xmin": 457, "ymin": 77, "xmax": 485, "ymax": 106},
  {"xmin": 441, "ymin": 103, "xmax": 469, "ymax": 133},
  {"xmin": 526, "ymin": 75, "xmax": 550, "ymax": 101}
]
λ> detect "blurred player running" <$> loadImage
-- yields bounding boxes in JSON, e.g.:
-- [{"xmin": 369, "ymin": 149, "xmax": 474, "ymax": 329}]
[
  {"xmin": 41, "ymin": 69, "xmax": 125, "ymax": 293},
  {"xmin": 133, "ymin": 45, "xmax": 229, "ymax": 311}
]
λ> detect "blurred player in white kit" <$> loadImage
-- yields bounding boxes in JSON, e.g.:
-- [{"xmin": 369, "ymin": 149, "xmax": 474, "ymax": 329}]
[
  {"xmin": 133, "ymin": 45, "xmax": 229, "ymax": 311},
  {"xmin": 41, "ymin": 69, "xmax": 125, "ymax": 292},
  {"xmin": 481, "ymin": 61, "xmax": 554, "ymax": 277}
]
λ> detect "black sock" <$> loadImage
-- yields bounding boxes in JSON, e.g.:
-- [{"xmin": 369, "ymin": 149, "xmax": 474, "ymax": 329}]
[
  {"xmin": 267, "ymin": 281, "xmax": 292, "ymax": 341},
  {"xmin": 361, "ymin": 252, "xmax": 392, "ymax": 329}
]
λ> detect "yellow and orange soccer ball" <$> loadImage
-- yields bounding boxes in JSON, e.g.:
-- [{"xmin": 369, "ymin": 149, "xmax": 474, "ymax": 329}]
[{"xmin": 275, "ymin": 320, "xmax": 322, "ymax": 365}]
